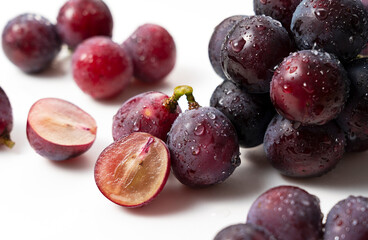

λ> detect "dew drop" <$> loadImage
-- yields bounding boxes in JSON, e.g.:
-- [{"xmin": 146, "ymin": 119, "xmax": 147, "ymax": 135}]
[
  {"xmin": 230, "ymin": 37, "xmax": 246, "ymax": 53},
  {"xmin": 207, "ymin": 112, "xmax": 216, "ymax": 120},
  {"xmin": 191, "ymin": 146, "xmax": 200, "ymax": 155},
  {"xmin": 315, "ymin": 8, "xmax": 328, "ymax": 20},
  {"xmin": 194, "ymin": 124, "xmax": 205, "ymax": 136}
]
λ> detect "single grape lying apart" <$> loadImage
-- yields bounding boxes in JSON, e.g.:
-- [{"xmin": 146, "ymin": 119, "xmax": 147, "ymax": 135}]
[
  {"xmin": 2, "ymin": 13, "xmax": 61, "ymax": 73},
  {"xmin": 56, "ymin": 0, "xmax": 113, "ymax": 49}
]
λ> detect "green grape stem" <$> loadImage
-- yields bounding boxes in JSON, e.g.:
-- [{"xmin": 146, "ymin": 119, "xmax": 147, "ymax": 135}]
[{"xmin": 164, "ymin": 85, "xmax": 200, "ymax": 112}]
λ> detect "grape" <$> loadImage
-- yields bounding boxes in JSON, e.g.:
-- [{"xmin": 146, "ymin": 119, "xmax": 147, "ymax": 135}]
[
  {"xmin": 112, "ymin": 91, "xmax": 181, "ymax": 141},
  {"xmin": 264, "ymin": 115, "xmax": 345, "ymax": 177},
  {"xmin": 210, "ymin": 80, "xmax": 275, "ymax": 148},
  {"xmin": 270, "ymin": 50, "xmax": 349, "ymax": 125},
  {"xmin": 2, "ymin": 13, "xmax": 61, "ymax": 73},
  {"xmin": 247, "ymin": 185, "xmax": 323, "ymax": 240},
  {"xmin": 324, "ymin": 196, "xmax": 368, "ymax": 240},
  {"xmin": 221, "ymin": 15, "xmax": 292, "ymax": 93},
  {"xmin": 291, "ymin": 0, "xmax": 368, "ymax": 62}
]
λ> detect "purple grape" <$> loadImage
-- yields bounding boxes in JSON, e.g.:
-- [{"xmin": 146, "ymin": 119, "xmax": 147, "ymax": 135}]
[
  {"xmin": 0, "ymin": 87, "xmax": 14, "ymax": 148},
  {"xmin": 214, "ymin": 223, "xmax": 276, "ymax": 240},
  {"xmin": 337, "ymin": 58, "xmax": 368, "ymax": 152},
  {"xmin": 291, "ymin": 0, "xmax": 368, "ymax": 62},
  {"xmin": 270, "ymin": 50, "xmax": 349, "ymax": 125},
  {"xmin": 253, "ymin": 0, "xmax": 302, "ymax": 32},
  {"xmin": 57, "ymin": 0, "xmax": 113, "ymax": 49},
  {"xmin": 167, "ymin": 106, "xmax": 240, "ymax": 187},
  {"xmin": 221, "ymin": 15, "xmax": 293, "ymax": 93},
  {"xmin": 208, "ymin": 15, "xmax": 245, "ymax": 79},
  {"xmin": 324, "ymin": 196, "xmax": 368, "ymax": 240},
  {"xmin": 2, "ymin": 13, "xmax": 61, "ymax": 73},
  {"xmin": 264, "ymin": 115, "xmax": 345, "ymax": 177},
  {"xmin": 210, "ymin": 80, "xmax": 275, "ymax": 148},
  {"xmin": 247, "ymin": 185, "xmax": 323, "ymax": 240},
  {"xmin": 112, "ymin": 91, "xmax": 181, "ymax": 142}
]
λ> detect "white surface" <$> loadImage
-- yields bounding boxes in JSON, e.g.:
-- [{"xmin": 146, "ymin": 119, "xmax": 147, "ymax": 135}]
[{"xmin": 1, "ymin": 1, "xmax": 368, "ymax": 239}]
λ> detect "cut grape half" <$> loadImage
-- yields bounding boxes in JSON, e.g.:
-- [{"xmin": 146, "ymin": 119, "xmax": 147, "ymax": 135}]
[
  {"xmin": 27, "ymin": 98, "xmax": 97, "ymax": 160},
  {"xmin": 94, "ymin": 132, "xmax": 170, "ymax": 208}
]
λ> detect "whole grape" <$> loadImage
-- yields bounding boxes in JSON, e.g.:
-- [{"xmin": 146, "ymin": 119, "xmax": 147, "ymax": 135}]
[
  {"xmin": 291, "ymin": 0, "xmax": 368, "ymax": 62},
  {"xmin": 253, "ymin": 0, "xmax": 302, "ymax": 32},
  {"xmin": 210, "ymin": 80, "xmax": 275, "ymax": 148},
  {"xmin": 264, "ymin": 115, "xmax": 345, "ymax": 178},
  {"xmin": 247, "ymin": 185, "xmax": 323, "ymax": 240},
  {"xmin": 167, "ymin": 107, "xmax": 240, "ymax": 187},
  {"xmin": 337, "ymin": 58, "xmax": 368, "ymax": 152},
  {"xmin": 324, "ymin": 196, "xmax": 368, "ymax": 240},
  {"xmin": 208, "ymin": 15, "xmax": 245, "ymax": 79},
  {"xmin": 2, "ymin": 13, "xmax": 61, "ymax": 73},
  {"xmin": 112, "ymin": 91, "xmax": 181, "ymax": 141},
  {"xmin": 221, "ymin": 15, "xmax": 293, "ymax": 93},
  {"xmin": 270, "ymin": 50, "xmax": 349, "ymax": 125},
  {"xmin": 57, "ymin": 0, "xmax": 113, "ymax": 49}
]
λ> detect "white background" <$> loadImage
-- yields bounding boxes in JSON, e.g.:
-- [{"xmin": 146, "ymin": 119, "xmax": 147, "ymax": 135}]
[{"xmin": 1, "ymin": 1, "xmax": 368, "ymax": 239}]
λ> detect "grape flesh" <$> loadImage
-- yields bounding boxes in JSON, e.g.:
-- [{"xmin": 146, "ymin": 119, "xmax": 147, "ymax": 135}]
[{"xmin": 167, "ymin": 107, "xmax": 240, "ymax": 187}]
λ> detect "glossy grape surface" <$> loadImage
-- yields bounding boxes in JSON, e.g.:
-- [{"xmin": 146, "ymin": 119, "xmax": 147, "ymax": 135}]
[
  {"xmin": 270, "ymin": 50, "xmax": 349, "ymax": 125},
  {"xmin": 113, "ymin": 91, "xmax": 181, "ymax": 141},
  {"xmin": 210, "ymin": 80, "xmax": 275, "ymax": 148},
  {"xmin": 208, "ymin": 15, "xmax": 245, "ymax": 79},
  {"xmin": 291, "ymin": 0, "xmax": 368, "ymax": 62},
  {"xmin": 247, "ymin": 185, "xmax": 323, "ymax": 240},
  {"xmin": 2, "ymin": 13, "xmax": 61, "ymax": 73},
  {"xmin": 167, "ymin": 107, "xmax": 240, "ymax": 187},
  {"xmin": 264, "ymin": 115, "xmax": 345, "ymax": 177},
  {"xmin": 57, "ymin": 0, "xmax": 113, "ymax": 49},
  {"xmin": 324, "ymin": 196, "xmax": 368, "ymax": 240}
]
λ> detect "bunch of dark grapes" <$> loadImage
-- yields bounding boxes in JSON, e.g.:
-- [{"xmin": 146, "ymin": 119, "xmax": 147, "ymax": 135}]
[
  {"xmin": 214, "ymin": 185, "xmax": 368, "ymax": 240},
  {"xmin": 208, "ymin": 0, "xmax": 368, "ymax": 178}
]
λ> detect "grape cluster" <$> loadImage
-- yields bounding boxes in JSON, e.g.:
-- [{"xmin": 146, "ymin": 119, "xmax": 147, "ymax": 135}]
[
  {"xmin": 209, "ymin": 0, "xmax": 368, "ymax": 178},
  {"xmin": 214, "ymin": 185, "xmax": 368, "ymax": 240}
]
